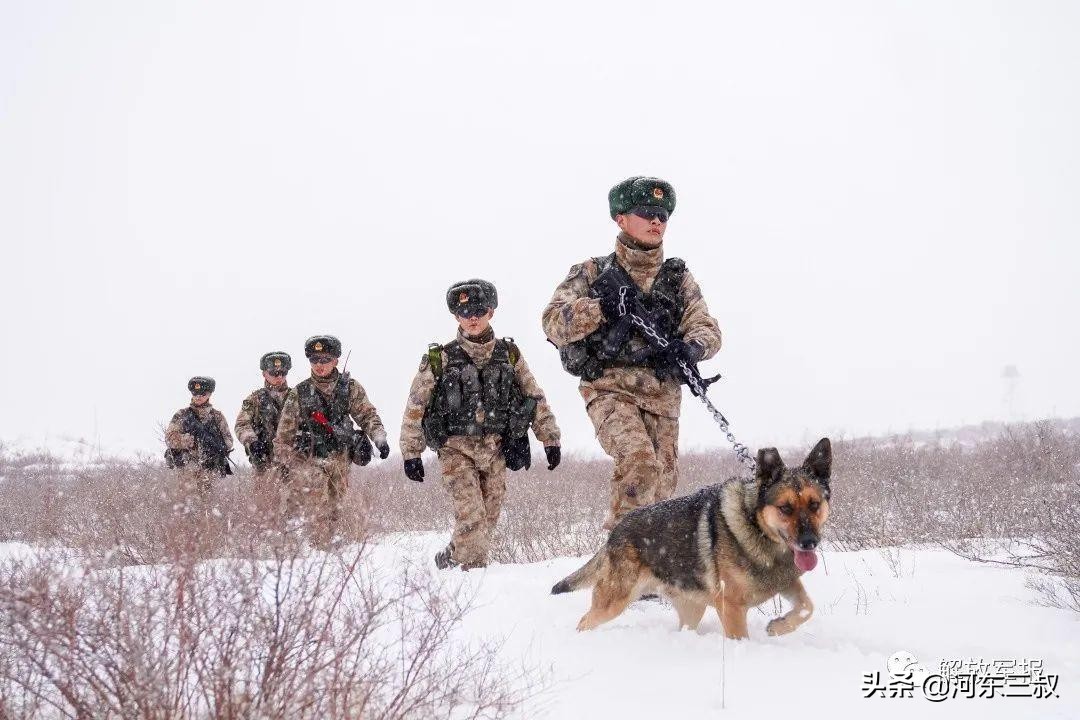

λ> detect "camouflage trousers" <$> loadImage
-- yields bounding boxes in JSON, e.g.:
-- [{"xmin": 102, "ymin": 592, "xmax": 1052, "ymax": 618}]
[
  {"xmin": 586, "ymin": 393, "xmax": 679, "ymax": 529},
  {"xmin": 283, "ymin": 453, "xmax": 349, "ymax": 547},
  {"xmin": 438, "ymin": 436, "xmax": 507, "ymax": 569}
]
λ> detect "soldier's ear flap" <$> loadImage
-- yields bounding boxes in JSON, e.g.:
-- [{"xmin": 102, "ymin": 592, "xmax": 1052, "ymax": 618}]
[
  {"xmin": 801, "ymin": 438, "xmax": 832, "ymax": 482},
  {"xmin": 755, "ymin": 447, "xmax": 785, "ymax": 487}
]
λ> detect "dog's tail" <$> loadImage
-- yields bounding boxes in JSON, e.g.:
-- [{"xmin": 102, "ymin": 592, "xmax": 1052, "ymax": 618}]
[{"xmin": 551, "ymin": 551, "xmax": 604, "ymax": 595}]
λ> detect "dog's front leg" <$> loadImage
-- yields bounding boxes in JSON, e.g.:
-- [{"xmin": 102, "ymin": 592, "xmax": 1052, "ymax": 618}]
[
  {"xmin": 766, "ymin": 579, "xmax": 814, "ymax": 637},
  {"xmin": 714, "ymin": 597, "xmax": 750, "ymax": 639}
]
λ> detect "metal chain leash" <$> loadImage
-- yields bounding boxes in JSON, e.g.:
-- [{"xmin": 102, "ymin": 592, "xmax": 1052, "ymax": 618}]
[
  {"xmin": 617, "ymin": 286, "xmax": 758, "ymax": 474},
  {"xmin": 676, "ymin": 358, "xmax": 757, "ymax": 473}
]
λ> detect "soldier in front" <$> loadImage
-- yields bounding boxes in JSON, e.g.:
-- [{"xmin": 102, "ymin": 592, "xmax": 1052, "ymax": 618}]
[{"xmin": 542, "ymin": 177, "xmax": 722, "ymax": 529}]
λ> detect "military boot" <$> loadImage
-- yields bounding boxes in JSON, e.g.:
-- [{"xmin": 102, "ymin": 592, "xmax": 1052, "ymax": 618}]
[{"xmin": 434, "ymin": 543, "xmax": 459, "ymax": 570}]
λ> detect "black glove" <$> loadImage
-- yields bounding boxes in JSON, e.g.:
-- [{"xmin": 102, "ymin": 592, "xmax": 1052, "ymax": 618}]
[
  {"xmin": 404, "ymin": 458, "xmax": 425, "ymax": 482},
  {"xmin": 665, "ymin": 338, "xmax": 704, "ymax": 367},
  {"xmin": 591, "ymin": 266, "xmax": 631, "ymax": 323},
  {"xmin": 545, "ymin": 445, "xmax": 561, "ymax": 471},
  {"xmin": 503, "ymin": 435, "xmax": 532, "ymax": 471},
  {"xmin": 376, "ymin": 441, "xmax": 390, "ymax": 460}
]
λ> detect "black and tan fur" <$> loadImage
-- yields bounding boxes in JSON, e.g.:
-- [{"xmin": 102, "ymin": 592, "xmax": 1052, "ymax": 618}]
[{"xmin": 552, "ymin": 439, "xmax": 832, "ymax": 639}]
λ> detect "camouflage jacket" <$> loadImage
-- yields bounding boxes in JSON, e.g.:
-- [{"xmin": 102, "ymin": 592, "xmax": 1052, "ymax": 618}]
[
  {"xmin": 541, "ymin": 233, "xmax": 722, "ymax": 418},
  {"xmin": 234, "ymin": 383, "xmax": 290, "ymax": 446},
  {"xmin": 399, "ymin": 328, "xmax": 561, "ymax": 460},
  {"xmin": 273, "ymin": 370, "xmax": 388, "ymax": 466},
  {"xmin": 165, "ymin": 402, "xmax": 234, "ymax": 463}
]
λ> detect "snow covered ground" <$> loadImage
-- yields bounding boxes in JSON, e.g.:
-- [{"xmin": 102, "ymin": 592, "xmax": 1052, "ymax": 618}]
[
  {"xmin": 1, "ymin": 536, "xmax": 1075, "ymax": 719},
  {"xmin": 373, "ymin": 534, "xmax": 1079, "ymax": 720}
]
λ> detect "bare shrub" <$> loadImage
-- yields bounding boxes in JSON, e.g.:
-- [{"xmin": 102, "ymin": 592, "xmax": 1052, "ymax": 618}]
[
  {"xmin": 0, "ymin": 540, "xmax": 532, "ymax": 719},
  {"xmin": 931, "ymin": 422, "xmax": 1080, "ymax": 610},
  {"xmin": 356, "ymin": 448, "xmax": 743, "ymax": 564},
  {"xmin": 1, "ymin": 418, "xmax": 1077, "ymax": 609},
  {"xmin": 1026, "ymin": 575, "xmax": 1080, "ymax": 613}
]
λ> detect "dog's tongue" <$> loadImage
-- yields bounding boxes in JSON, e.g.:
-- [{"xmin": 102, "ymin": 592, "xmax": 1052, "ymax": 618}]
[{"xmin": 794, "ymin": 549, "xmax": 818, "ymax": 572}]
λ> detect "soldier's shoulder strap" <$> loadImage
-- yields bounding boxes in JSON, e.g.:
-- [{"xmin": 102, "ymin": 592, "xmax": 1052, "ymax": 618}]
[
  {"xmin": 295, "ymin": 379, "xmax": 324, "ymax": 414},
  {"xmin": 653, "ymin": 256, "xmax": 688, "ymax": 301},
  {"xmin": 500, "ymin": 338, "xmax": 520, "ymax": 365},
  {"xmin": 592, "ymin": 253, "xmax": 616, "ymax": 275},
  {"xmin": 443, "ymin": 341, "xmax": 471, "ymax": 370},
  {"xmin": 490, "ymin": 338, "xmax": 509, "ymax": 365},
  {"xmin": 661, "ymin": 256, "xmax": 687, "ymax": 275},
  {"xmin": 575, "ymin": 254, "xmax": 614, "ymax": 286},
  {"xmin": 330, "ymin": 371, "xmax": 352, "ymax": 422},
  {"xmin": 591, "ymin": 252, "xmax": 636, "ymax": 287},
  {"xmin": 254, "ymin": 388, "xmax": 279, "ymax": 429},
  {"xmin": 427, "ymin": 343, "xmax": 444, "ymax": 378},
  {"xmin": 294, "ymin": 379, "xmax": 311, "ymax": 402},
  {"xmin": 210, "ymin": 408, "xmax": 229, "ymax": 431}
]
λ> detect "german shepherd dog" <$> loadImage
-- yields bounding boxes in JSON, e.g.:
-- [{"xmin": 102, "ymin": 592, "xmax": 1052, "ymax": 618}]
[{"xmin": 552, "ymin": 439, "xmax": 832, "ymax": 639}]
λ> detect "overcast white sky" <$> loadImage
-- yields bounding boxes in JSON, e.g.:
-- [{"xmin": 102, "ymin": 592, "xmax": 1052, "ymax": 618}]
[{"xmin": 1, "ymin": 1, "xmax": 1077, "ymax": 458}]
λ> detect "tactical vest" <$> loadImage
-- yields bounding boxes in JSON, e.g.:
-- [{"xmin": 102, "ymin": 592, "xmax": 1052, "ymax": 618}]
[
  {"xmin": 294, "ymin": 376, "xmax": 351, "ymax": 458},
  {"xmin": 422, "ymin": 339, "xmax": 536, "ymax": 450},
  {"xmin": 253, "ymin": 388, "xmax": 284, "ymax": 446},
  {"xmin": 560, "ymin": 253, "xmax": 687, "ymax": 379}
]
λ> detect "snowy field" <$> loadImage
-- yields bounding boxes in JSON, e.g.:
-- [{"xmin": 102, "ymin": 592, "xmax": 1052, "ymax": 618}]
[
  {"xmin": 369, "ymin": 534, "xmax": 1078, "ymax": 719},
  {"xmin": 2, "ymin": 534, "xmax": 1076, "ymax": 719}
]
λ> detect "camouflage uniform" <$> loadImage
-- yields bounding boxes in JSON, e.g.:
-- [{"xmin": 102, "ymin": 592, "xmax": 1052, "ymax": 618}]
[
  {"xmin": 400, "ymin": 328, "xmax": 561, "ymax": 568},
  {"xmin": 165, "ymin": 401, "xmax": 234, "ymax": 495},
  {"xmin": 543, "ymin": 233, "xmax": 722, "ymax": 527},
  {"xmin": 273, "ymin": 369, "xmax": 387, "ymax": 545},
  {"xmin": 234, "ymin": 382, "xmax": 290, "ymax": 514}
]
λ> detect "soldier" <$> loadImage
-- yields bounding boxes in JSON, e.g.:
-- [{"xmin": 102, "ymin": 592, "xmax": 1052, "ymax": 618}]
[
  {"xmin": 234, "ymin": 351, "xmax": 292, "ymax": 517},
  {"xmin": 273, "ymin": 335, "xmax": 389, "ymax": 547},
  {"xmin": 400, "ymin": 279, "xmax": 562, "ymax": 570},
  {"xmin": 164, "ymin": 376, "xmax": 235, "ymax": 498},
  {"xmin": 542, "ymin": 177, "xmax": 722, "ymax": 529}
]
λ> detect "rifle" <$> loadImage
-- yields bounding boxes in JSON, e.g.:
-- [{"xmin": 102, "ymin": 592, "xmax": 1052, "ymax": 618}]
[
  {"xmin": 246, "ymin": 438, "xmax": 271, "ymax": 472},
  {"xmin": 182, "ymin": 410, "xmax": 235, "ymax": 476},
  {"xmin": 310, "ymin": 404, "xmax": 372, "ymax": 466},
  {"xmin": 560, "ymin": 261, "xmax": 681, "ymax": 380},
  {"xmin": 245, "ymin": 390, "xmax": 277, "ymax": 471},
  {"xmin": 164, "ymin": 448, "xmax": 185, "ymax": 469},
  {"xmin": 308, "ymin": 353, "xmax": 372, "ymax": 466}
]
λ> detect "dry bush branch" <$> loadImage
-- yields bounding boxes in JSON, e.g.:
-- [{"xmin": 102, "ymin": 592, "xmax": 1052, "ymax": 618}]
[
  {"xmin": 0, "ymin": 539, "xmax": 533, "ymax": 719},
  {"xmin": 1, "ymin": 417, "xmax": 1077, "ymax": 610}
]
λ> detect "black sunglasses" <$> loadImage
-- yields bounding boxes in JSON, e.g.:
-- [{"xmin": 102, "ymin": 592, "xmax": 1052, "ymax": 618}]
[
  {"xmin": 266, "ymin": 369, "xmax": 288, "ymax": 377},
  {"xmin": 631, "ymin": 206, "xmax": 669, "ymax": 222}
]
